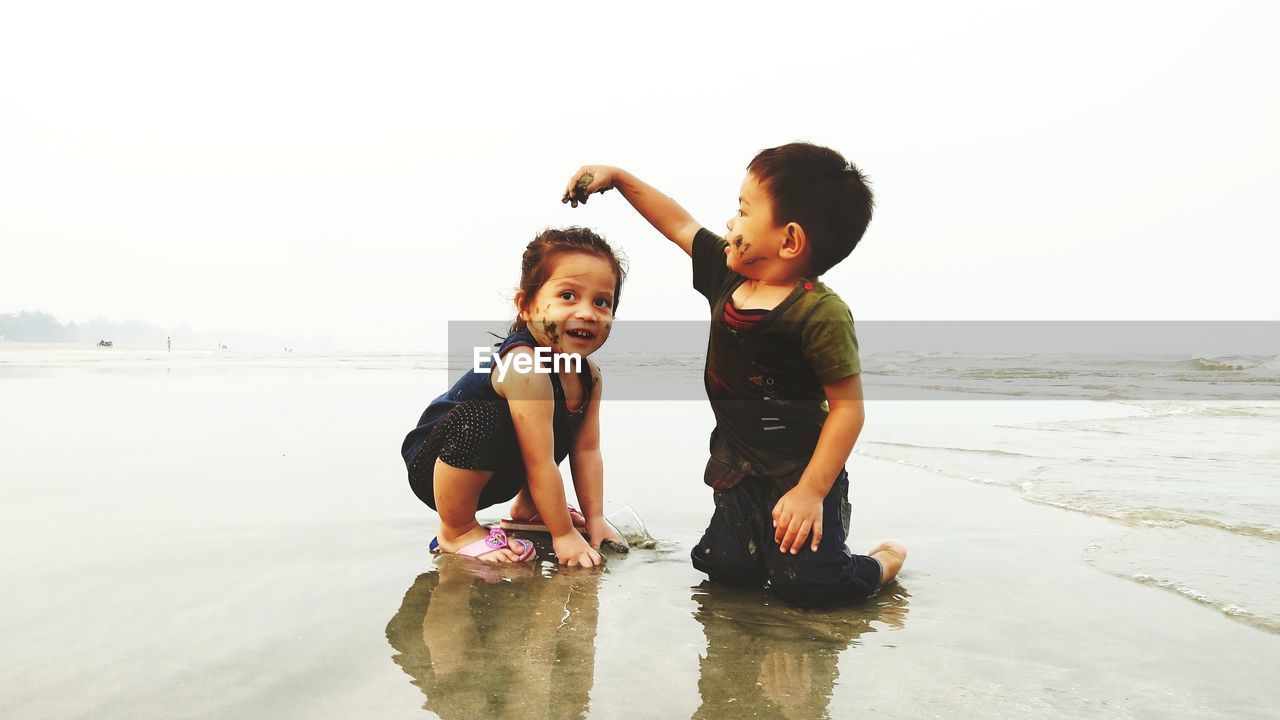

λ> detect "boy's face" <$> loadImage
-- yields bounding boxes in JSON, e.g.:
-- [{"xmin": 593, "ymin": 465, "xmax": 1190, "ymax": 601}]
[{"xmin": 724, "ymin": 173, "xmax": 789, "ymax": 280}]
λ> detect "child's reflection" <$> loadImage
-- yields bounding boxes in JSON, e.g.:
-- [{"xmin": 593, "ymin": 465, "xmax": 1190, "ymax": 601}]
[
  {"xmin": 386, "ymin": 556, "xmax": 602, "ymax": 720},
  {"xmin": 691, "ymin": 580, "xmax": 910, "ymax": 720}
]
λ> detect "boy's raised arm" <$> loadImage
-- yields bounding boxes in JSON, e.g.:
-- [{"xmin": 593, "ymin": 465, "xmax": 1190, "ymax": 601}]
[{"xmin": 562, "ymin": 165, "xmax": 701, "ymax": 256}]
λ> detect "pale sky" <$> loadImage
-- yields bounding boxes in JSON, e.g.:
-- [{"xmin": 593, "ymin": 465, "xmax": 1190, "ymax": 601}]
[{"xmin": 2, "ymin": 1, "xmax": 1277, "ymax": 349}]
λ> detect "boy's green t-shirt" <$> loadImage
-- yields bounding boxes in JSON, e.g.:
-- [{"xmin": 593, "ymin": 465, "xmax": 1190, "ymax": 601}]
[{"xmin": 691, "ymin": 228, "xmax": 861, "ymax": 479}]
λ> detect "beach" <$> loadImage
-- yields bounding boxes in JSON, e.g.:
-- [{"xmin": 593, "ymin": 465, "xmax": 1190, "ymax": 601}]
[{"xmin": 1, "ymin": 345, "xmax": 1278, "ymax": 718}]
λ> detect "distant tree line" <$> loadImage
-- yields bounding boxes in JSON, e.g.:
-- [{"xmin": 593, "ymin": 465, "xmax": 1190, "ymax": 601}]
[
  {"xmin": 1, "ymin": 310, "xmax": 174, "ymax": 344},
  {"xmin": 0, "ymin": 310, "xmax": 297, "ymax": 349},
  {"xmin": 0, "ymin": 311, "xmax": 79, "ymax": 341}
]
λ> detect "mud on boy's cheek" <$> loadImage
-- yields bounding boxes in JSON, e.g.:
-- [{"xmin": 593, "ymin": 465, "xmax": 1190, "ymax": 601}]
[{"xmin": 728, "ymin": 237, "xmax": 763, "ymax": 265}]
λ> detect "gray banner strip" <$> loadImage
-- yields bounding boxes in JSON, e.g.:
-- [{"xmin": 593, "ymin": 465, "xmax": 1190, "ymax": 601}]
[{"xmin": 447, "ymin": 321, "xmax": 1280, "ymax": 401}]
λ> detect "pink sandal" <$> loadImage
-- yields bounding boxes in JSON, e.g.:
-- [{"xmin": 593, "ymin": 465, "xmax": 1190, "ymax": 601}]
[
  {"xmin": 430, "ymin": 527, "xmax": 536, "ymax": 562},
  {"xmin": 500, "ymin": 504, "xmax": 587, "ymax": 533}
]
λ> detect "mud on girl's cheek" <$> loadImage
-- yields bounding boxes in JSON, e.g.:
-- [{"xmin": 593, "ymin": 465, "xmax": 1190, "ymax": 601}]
[
  {"xmin": 534, "ymin": 303, "xmax": 561, "ymax": 346},
  {"xmin": 594, "ymin": 320, "xmax": 613, "ymax": 346}
]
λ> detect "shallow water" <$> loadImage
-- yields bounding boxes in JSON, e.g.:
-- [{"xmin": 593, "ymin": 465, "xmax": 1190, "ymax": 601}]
[
  {"xmin": 3, "ymin": 347, "xmax": 1279, "ymax": 718},
  {"xmin": 386, "ymin": 547, "xmax": 911, "ymax": 720},
  {"xmin": 858, "ymin": 398, "xmax": 1280, "ymax": 632}
]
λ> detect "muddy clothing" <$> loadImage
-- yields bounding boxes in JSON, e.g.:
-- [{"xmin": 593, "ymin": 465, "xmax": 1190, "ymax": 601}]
[
  {"xmin": 401, "ymin": 328, "xmax": 593, "ymax": 510},
  {"xmin": 691, "ymin": 468, "xmax": 883, "ymax": 607},
  {"xmin": 691, "ymin": 228, "xmax": 861, "ymax": 481},
  {"xmin": 690, "ymin": 228, "xmax": 878, "ymax": 607}
]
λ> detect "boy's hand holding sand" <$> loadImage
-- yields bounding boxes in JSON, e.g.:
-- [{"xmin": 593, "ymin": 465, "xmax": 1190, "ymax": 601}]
[
  {"xmin": 561, "ymin": 166, "xmax": 617, "ymax": 206},
  {"xmin": 563, "ymin": 166, "xmax": 701, "ymax": 255}
]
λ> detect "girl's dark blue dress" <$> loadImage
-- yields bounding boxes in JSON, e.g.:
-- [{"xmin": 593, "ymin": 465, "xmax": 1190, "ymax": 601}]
[{"xmin": 400, "ymin": 329, "xmax": 593, "ymax": 510}]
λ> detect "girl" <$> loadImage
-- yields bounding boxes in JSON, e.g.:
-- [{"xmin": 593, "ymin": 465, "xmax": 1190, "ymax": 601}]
[{"xmin": 401, "ymin": 227, "xmax": 625, "ymax": 566}]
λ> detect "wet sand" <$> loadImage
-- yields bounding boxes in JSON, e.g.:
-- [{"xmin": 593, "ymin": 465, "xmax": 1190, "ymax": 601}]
[{"xmin": 1, "ymin": 358, "xmax": 1278, "ymax": 718}]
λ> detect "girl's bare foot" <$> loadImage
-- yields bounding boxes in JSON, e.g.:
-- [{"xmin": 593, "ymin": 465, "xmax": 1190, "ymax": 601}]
[
  {"xmin": 505, "ymin": 487, "xmax": 586, "ymax": 528},
  {"xmin": 507, "ymin": 492, "xmax": 539, "ymax": 524},
  {"xmin": 437, "ymin": 524, "xmax": 530, "ymax": 563}
]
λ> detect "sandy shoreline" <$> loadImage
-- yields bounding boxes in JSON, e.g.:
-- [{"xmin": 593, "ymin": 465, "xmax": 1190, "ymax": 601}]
[{"xmin": 1, "ymin": 363, "xmax": 1277, "ymax": 718}]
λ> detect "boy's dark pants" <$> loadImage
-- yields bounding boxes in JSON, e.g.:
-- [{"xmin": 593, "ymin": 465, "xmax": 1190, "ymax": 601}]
[{"xmin": 691, "ymin": 470, "xmax": 882, "ymax": 608}]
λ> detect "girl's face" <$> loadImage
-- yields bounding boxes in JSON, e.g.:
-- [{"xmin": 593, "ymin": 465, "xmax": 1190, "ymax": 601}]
[{"xmin": 517, "ymin": 252, "xmax": 616, "ymax": 358}]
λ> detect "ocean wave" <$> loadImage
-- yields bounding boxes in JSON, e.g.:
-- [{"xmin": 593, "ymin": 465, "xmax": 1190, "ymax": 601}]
[
  {"xmin": 1013, "ymin": 486, "xmax": 1278, "ymax": 543},
  {"xmin": 860, "ymin": 441, "xmax": 1036, "ymax": 459},
  {"xmin": 1193, "ymin": 404, "xmax": 1280, "ymax": 418},
  {"xmin": 1185, "ymin": 357, "xmax": 1247, "ymax": 372},
  {"xmin": 1098, "ymin": 571, "xmax": 1280, "ymax": 635},
  {"xmin": 856, "ymin": 353, "xmax": 1280, "ymax": 401},
  {"xmin": 890, "ymin": 382, "xmax": 1032, "ymax": 397},
  {"xmin": 1099, "ymin": 507, "xmax": 1280, "ymax": 541},
  {"xmin": 858, "ymin": 448, "xmax": 1280, "ymax": 542},
  {"xmin": 864, "ymin": 353, "xmax": 1278, "ymax": 373},
  {"xmin": 1168, "ymin": 373, "xmax": 1280, "ymax": 385},
  {"xmin": 855, "ymin": 449, "xmax": 1045, "ymax": 489}
]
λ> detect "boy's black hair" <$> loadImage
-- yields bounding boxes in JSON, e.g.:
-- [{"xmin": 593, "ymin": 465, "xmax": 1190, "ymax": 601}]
[{"xmin": 747, "ymin": 142, "xmax": 875, "ymax": 277}]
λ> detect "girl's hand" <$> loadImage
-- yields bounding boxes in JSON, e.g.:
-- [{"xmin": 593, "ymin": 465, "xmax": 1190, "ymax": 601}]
[
  {"xmin": 586, "ymin": 516, "xmax": 624, "ymax": 550},
  {"xmin": 552, "ymin": 531, "xmax": 604, "ymax": 568},
  {"xmin": 562, "ymin": 166, "xmax": 619, "ymax": 207}
]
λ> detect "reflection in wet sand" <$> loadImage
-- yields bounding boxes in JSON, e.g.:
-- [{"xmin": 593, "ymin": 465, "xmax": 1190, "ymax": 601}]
[
  {"xmin": 692, "ymin": 581, "xmax": 910, "ymax": 720},
  {"xmin": 386, "ymin": 557, "xmax": 602, "ymax": 720}
]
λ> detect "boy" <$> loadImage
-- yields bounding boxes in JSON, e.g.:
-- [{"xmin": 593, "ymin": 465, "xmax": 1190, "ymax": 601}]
[{"xmin": 562, "ymin": 143, "xmax": 906, "ymax": 607}]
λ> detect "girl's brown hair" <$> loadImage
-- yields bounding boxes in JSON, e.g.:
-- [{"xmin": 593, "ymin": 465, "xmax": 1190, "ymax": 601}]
[{"xmin": 510, "ymin": 227, "xmax": 627, "ymax": 334}]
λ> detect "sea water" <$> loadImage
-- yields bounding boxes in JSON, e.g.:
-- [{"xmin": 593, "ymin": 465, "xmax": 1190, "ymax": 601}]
[
  {"xmin": 4, "ymin": 343, "xmax": 1276, "ymax": 634},
  {"xmin": 854, "ymin": 350, "xmax": 1280, "ymax": 633},
  {"xmin": 593, "ymin": 342, "xmax": 1280, "ymax": 632}
]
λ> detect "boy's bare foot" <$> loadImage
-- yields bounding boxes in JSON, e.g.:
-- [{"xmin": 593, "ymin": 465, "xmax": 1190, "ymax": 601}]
[
  {"xmin": 436, "ymin": 524, "xmax": 530, "ymax": 563},
  {"xmin": 867, "ymin": 538, "xmax": 907, "ymax": 585}
]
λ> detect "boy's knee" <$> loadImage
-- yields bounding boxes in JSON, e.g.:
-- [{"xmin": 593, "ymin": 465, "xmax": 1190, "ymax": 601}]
[
  {"xmin": 767, "ymin": 549, "xmax": 885, "ymax": 608},
  {"xmin": 691, "ymin": 541, "xmax": 765, "ymax": 587},
  {"xmin": 768, "ymin": 573, "xmax": 842, "ymax": 609},
  {"xmin": 763, "ymin": 558, "xmax": 825, "ymax": 607}
]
